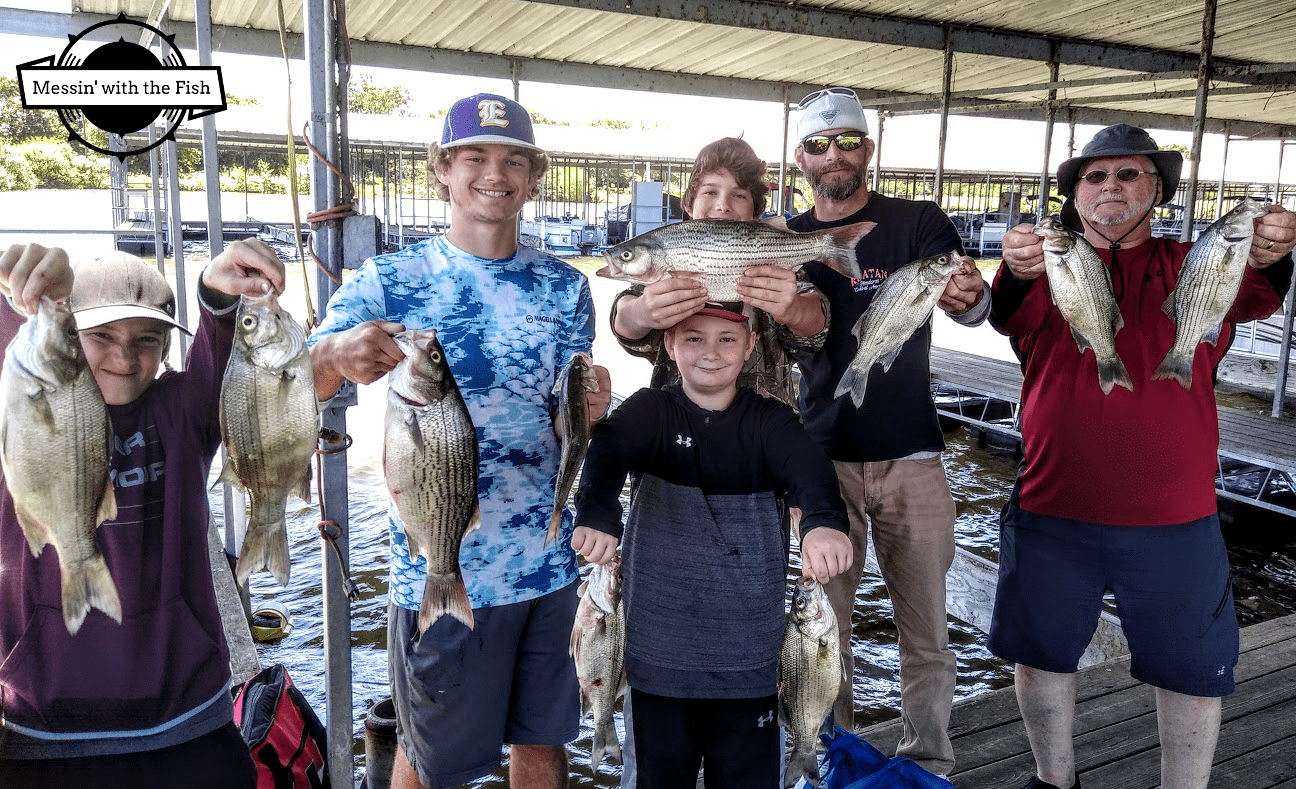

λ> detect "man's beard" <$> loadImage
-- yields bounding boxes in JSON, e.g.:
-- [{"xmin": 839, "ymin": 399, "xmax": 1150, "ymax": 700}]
[
  {"xmin": 807, "ymin": 162, "xmax": 866, "ymax": 202},
  {"xmin": 1082, "ymin": 196, "xmax": 1150, "ymax": 227}
]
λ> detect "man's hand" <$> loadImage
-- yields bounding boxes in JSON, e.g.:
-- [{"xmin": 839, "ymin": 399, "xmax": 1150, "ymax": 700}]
[
  {"xmin": 310, "ymin": 319, "xmax": 405, "ymax": 399},
  {"xmin": 0, "ymin": 243, "xmax": 72, "ymax": 314},
  {"xmin": 571, "ymin": 526, "xmax": 619, "ymax": 565},
  {"xmin": 938, "ymin": 257, "xmax": 985, "ymax": 315},
  {"xmin": 587, "ymin": 364, "xmax": 612, "ymax": 425},
  {"xmin": 1249, "ymin": 205, "xmax": 1296, "ymax": 269},
  {"xmin": 799, "ymin": 527, "xmax": 853, "ymax": 584},
  {"xmin": 201, "ymin": 238, "xmax": 286, "ymax": 298},
  {"xmin": 612, "ymin": 278, "xmax": 708, "ymax": 339},
  {"xmin": 1001, "ymin": 223, "xmax": 1047, "ymax": 281}
]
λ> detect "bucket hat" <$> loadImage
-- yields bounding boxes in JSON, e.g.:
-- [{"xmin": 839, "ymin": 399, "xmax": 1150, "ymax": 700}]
[
  {"xmin": 797, "ymin": 87, "xmax": 869, "ymax": 141},
  {"xmin": 440, "ymin": 93, "xmax": 542, "ymax": 153},
  {"xmin": 69, "ymin": 251, "xmax": 190, "ymax": 334},
  {"xmin": 1058, "ymin": 124, "xmax": 1181, "ymax": 229}
]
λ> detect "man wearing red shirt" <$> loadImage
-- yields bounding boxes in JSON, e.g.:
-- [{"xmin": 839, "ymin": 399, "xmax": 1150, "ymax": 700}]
[{"xmin": 988, "ymin": 124, "xmax": 1295, "ymax": 789}]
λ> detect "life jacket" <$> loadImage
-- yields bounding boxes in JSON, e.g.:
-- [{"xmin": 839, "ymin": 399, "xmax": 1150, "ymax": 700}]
[{"xmin": 233, "ymin": 664, "xmax": 330, "ymax": 789}]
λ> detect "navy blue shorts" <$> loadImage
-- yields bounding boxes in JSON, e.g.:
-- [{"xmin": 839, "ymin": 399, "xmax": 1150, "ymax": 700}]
[
  {"xmin": 629, "ymin": 688, "xmax": 781, "ymax": 788},
  {"xmin": 387, "ymin": 582, "xmax": 581, "ymax": 787},
  {"xmin": 987, "ymin": 487, "xmax": 1238, "ymax": 697}
]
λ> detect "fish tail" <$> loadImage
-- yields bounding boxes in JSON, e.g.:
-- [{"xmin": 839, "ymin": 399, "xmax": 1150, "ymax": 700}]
[
  {"xmin": 1097, "ymin": 354, "xmax": 1134, "ymax": 395},
  {"xmin": 783, "ymin": 743, "xmax": 820, "ymax": 789},
  {"xmin": 1151, "ymin": 350, "xmax": 1194, "ymax": 390},
  {"xmin": 833, "ymin": 366, "xmax": 870, "ymax": 408},
  {"xmin": 235, "ymin": 518, "xmax": 292, "ymax": 587},
  {"xmin": 61, "ymin": 555, "xmax": 123, "ymax": 636},
  {"xmin": 819, "ymin": 221, "xmax": 876, "ymax": 280},
  {"xmin": 591, "ymin": 718, "xmax": 621, "ymax": 768},
  {"xmin": 418, "ymin": 572, "xmax": 474, "ymax": 633},
  {"xmin": 545, "ymin": 507, "xmax": 564, "ymax": 548}
]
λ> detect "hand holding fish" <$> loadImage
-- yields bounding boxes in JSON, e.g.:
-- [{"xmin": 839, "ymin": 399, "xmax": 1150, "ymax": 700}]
[
  {"xmin": 571, "ymin": 525, "xmax": 619, "ymax": 565},
  {"xmin": 612, "ymin": 278, "xmax": 708, "ymax": 339},
  {"xmin": 586, "ymin": 364, "xmax": 612, "ymax": 424},
  {"xmin": 1001, "ymin": 223, "xmax": 1048, "ymax": 281},
  {"xmin": 201, "ymin": 238, "xmax": 286, "ymax": 298},
  {"xmin": 735, "ymin": 265, "xmax": 823, "ymax": 336},
  {"xmin": 0, "ymin": 243, "xmax": 72, "ymax": 315},
  {"xmin": 310, "ymin": 319, "xmax": 406, "ymax": 397},
  {"xmin": 937, "ymin": 257, "xmax": 985, "ymax": 315},
  {"xmin": 798, "ymin": 526, "xmax": 853, "ymax": 584},
  {"xmin": 1249, "ymin": 205, "xmax": 1296, "ymax": 269}
]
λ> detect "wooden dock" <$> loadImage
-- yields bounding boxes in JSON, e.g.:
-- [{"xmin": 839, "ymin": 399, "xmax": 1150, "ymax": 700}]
[
  {"xmin": 928, "ymin": 347, "xmax": 1296, "ymax": 517},
  {"xmin": 857, "ymin": 613, "xmax": 1296, "ymax": 787}
]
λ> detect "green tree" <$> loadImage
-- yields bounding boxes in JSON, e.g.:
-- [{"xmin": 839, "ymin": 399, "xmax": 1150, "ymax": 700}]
[
  {"xmin": 0, "ymin": 76, "xmax": 62, "ymax": 142},
  {"xmin": 1162, "ymin": 143, "xmax": 1192, "ymax": 161},
  {"xmin": 348, "ymin": 74, "xmax": 412, "ymax": 116}
]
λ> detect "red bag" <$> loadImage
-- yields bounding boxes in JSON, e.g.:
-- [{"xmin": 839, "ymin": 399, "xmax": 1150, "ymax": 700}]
[{"xmin": 233, "ymin": 664, "xmax": 330, "ymax": 789}]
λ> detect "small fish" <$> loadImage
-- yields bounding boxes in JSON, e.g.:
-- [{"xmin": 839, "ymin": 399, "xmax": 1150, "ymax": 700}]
[
  {"xmin": 570, "ymin": 559, "xmax": 626, "ymax": 769},
  {"xmin": 219, "ymin": 292, "xmax": 319, "ymax": 586},
  {"xmin": 835, "ymin": 251, "xmax": 962, "ymax": 407},
  {"xmin": 384, "ymin": 329, "xmax": 480, "ymax": 632},
  {"xmin": 0, "ymin": 297, "xmax": 121, "ymax": 635},
  {"xmin": 597, "ymin": 218, "xmax": 874, "ymax": 301},
  {"xmin": 1036, "ymin": 218, "xmax": 1134, "ymax": 395},
  {"xmin": 1153, "ymin": 198, "xmax": 1269, "ymax": 389},
  {"xmin": 780, "ymin": 578, "xmax": 843, "ymax": 789},
  {"xmin": 547, "ymin": 352, "xmax": 599, "ymax": 547}
]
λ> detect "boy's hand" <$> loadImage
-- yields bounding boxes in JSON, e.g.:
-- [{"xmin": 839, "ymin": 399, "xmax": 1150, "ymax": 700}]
[
  {"xmin": 587, "ymin": 365, "xmax": 612, "ymax": 424},
  {"xmin": 736, "ymin": 265, "xmax": 799, "ymax": 323},
  {"xmin": 0, "ymin": 243, "xmax": 72, "ymax": 315},
  {"xmin": 571, "ymin": 526, "xmax": 619, "ymax": 565},
  {"xmin": 202, "ymin": 239, "xmax": 286, "ymax": 298},
  {"xmin": 799, "ymin": 527, "xmax": 853, "ymax": 584},
  {"xmin": 613, "ymin": 278, "xmax": 708, "ymax": 339}
]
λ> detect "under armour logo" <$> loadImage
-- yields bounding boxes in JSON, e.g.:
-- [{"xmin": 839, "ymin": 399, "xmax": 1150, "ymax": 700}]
[
  {"xmin": 819, "ymin": 108, "xmax": 839, "ymax": 124},
  {"xmin": 477, "ymin": 99, "xmax": 510, "ymax": 128},
  {"xmin": 757, "ymin": 710, "xmax": 774, "ymax": 727},
  {"xmin": 676, "ymin": 435, "xmax": 692, "ymax": 447}
]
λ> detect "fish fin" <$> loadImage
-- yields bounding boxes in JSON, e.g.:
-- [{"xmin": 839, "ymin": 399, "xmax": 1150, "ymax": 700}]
[
  {"xmin": 402, "ymin": 410, "xmax": 425, "ymax": 454},
  {"xmin": 235, "ymin": 517, "xmax": 292, "ymax": 586},
  {"xmin": 402, "ymin": 523, "xmax": 424, "ymax": 564},
  {"xmin": 876, "ymin": 343, "xmax": 904, "ymax": 374},
  {"xmin": 819, "ymin": 221, "xmax": 876, "ymax": 279},
  {"xmin": 591, "ymin": 719, "xmax": 622, "ymax": 767},
  {"xmin": 1096, "ymin": 354, "xmax": 1134, "ymax": 395},
  {"xmin": 1161, "ymin": 291, "xmax": 1177, "ymax": 318},
  {"xmin": 1203, "ymin": 322, "xmax": 1224, "ymax": 346},
  {"xmin": 296, "ymin": 466, "xmax": 313, "ymax": 503},
  {"xmin": 545, "ymin": 507, "xmax": 563, "ymax": 548},
  {"xmin": 216, "ymin": 457, "xmax": 243, "ymax": 490},
  {"xmin": 418, "ymin": 572, "xmax": 474, "ymax": 633},
  {"xmin": 28, "ymin": 387, "xmax": 55, "ymax": 430},
  {"xmin": 97, "ymin": 481, "xmax": 117, "ymax": 525},
  {"xmin": 783, "ymin": 744, "xmax": 819, "ymax": 789},
  {"xmin": 465, "ymin": 503, "xmax": 482, "ymax": 536},
  {"xmin": 833, "ymin": 366, "xmax": 870, "ymax": 408},
  {"xmin": 13, "ymin": 505, "xmax": 51, "ymax": 558},
  {"xmin": 1069, "ymin": 326, "xmax": 1093, "ymax": 354},
  {"xmin": 1152, "ymin": 351, "xmax": 1194, "ymax": 390},
  {"xmin": 569, "ymin": 615, "xmax": 584, "ymax": 659},
  {"xmin": 61, "ymin": 554, "xmax": 123, "ymax": 636}
]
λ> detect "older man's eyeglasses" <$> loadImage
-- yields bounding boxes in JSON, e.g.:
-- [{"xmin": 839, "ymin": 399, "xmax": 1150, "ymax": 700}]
[
  {"xmin": 801, "ymin": 132, "xmax": 866, "ymax": 156},
  {"xmin": 1080, "ymin": 168, "xmax": 1156, "ymax": 185}
]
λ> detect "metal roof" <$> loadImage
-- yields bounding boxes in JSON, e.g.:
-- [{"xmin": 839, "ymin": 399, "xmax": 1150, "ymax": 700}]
[{"xmin": 21, "ymin": 1, "xmax": 1296, "ymax": 137}]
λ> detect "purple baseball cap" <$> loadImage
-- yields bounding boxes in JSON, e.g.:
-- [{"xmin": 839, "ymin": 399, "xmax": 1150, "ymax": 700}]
[{"xmin": 440, "ymin": 93, "xmax": 542, "ymax": 152}]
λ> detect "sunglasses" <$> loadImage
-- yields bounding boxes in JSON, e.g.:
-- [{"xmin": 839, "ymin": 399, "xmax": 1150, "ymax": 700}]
[
  {"xmin": 1080, "ymin": 167, "xmax": 1156, "ymax": 185},
  {"xmin": 801, "ymin": 132, "xmax": 867, "ymax": 156},
  {"xmin": 798, "ymin": 86, "xmax": 858, "ymax": 109}
]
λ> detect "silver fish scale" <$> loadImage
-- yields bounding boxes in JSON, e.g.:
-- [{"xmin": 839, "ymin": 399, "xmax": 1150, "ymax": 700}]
[
  {"xmin": 572, "ymin": 562, "xmax": 626, "ymax": 768},
  {"xmin": 780, "ymin": 581, "xmax": 841, "ymax": 788},
  {"xmin": 1041, "ymin": 228, "xmax": 1123, "ymax": 357},
  {"xmin": 384, "ymin": 392, "xmax": 478, "ymax": 576},
  {"xmin": 549, "ymin": 352, "xmax": 594, "ymax": 544}
]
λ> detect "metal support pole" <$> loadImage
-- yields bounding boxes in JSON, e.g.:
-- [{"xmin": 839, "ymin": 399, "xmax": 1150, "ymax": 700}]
[
  {"xmin": 304, "ymin": 1, "xmax": 353, "ymax": 786},
  {"xmin": 194, "ymin": 0, "xmax": 223, "ymax": 256},
  {"xmin": 163, "ymin": 138, "xmax": 189, "ymax": 361},
  {"xmin": 511, "ymin": 59, "xmax": 520, "ymax": 102},
  {"xmin": 872, "ymin": 112, "xmax": 885, "ymax": 194},
  {"xmin": 1179, "ymin": 0, "xmax": 1218, "ymax": 243},
  {"xmin": 1274, "ymin": 133, "xmax": 1292, "ymax": 418},
  {"xmin": 1216, "ymin": 124, "xmax": 1231, "ymax": 218},
  {"xmin": 778, "ymin": 87, "xmax": 790, "ymax": 216},
  {"xmin": 934, "ymin": 28, "xmax": 953, "ymax": 208},
  {"xmin": 1067, "ymin": 111, "xmax": 1076, "ymax": 158},
  {"xmin": 1039, "ymin": 53, "xmax": 1059, "ymax": 222},
  {"xmin": 1274, "ymin": 133, "xmax": 1287, "ymax": 205}
]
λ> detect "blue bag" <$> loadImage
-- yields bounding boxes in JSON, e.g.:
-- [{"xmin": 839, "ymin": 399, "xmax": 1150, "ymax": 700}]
[{"xmin": 821, "ymin": 728, "xmax": 953, "ymax": 789}]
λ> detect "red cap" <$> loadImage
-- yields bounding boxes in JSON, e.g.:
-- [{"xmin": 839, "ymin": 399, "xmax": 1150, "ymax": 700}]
[{"xmin": 695, "ymin": 302, "xmax": 749, "ymax": 323}]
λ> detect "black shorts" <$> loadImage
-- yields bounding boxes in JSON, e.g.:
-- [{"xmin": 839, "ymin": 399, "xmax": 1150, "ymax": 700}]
[
  {"xmin": 630, "ymin": 688, "xmax": 781, "ymax": 789},
  {"xmin": 0, "ymin": 721, "xmax": 254, "ymax": 789}
]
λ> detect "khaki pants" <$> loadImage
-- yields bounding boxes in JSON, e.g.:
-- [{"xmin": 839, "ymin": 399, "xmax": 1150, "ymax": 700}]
[{"xmin": 824, "ymin": 456, "xmax": 957, "ymax": 775}]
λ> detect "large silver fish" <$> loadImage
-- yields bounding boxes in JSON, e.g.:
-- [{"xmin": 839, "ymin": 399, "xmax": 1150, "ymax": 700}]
[
  {"xmin": 597, "ymin": 219, "xmax": 874, "ymax": 301},
  {"xmin": 0, "ymin": 296, "xmax": 121, "ymax": 635},
  {"xmin": 547, "ymin": 352, "xmax": 598, "ymax": 547},
  {"xmin": 835, "ymin": 251, "xmax": 962, "ymax": 407},
  {"xmin": 1036, "ymin": 218, "xmax": 1133, "ymax": 395},
  {"xmin": 570, "ymin": 559, "xmax": 626, "ymax": 770},
  {"xmin": 219, "ymin": 292, "xmax": 318, "ymax": 586},
  {"xmin": 384, "ymin": 328, "xmax": 480, "ymax": 632},
  {"xmin": 1153, "ymin": 197, "xmax": 1268, "ymax": 390},
  {"xmin": 780, "ymin": 578, "xmax": 842, "ymax": 789}
]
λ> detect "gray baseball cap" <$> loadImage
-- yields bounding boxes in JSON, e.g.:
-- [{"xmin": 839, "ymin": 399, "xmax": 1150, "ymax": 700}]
[{"xmin": 70, "ymin": 252, "xmax": 190, "ymax": 334}]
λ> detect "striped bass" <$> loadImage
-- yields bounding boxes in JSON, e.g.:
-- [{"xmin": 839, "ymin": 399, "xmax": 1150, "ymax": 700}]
[
  {"xmin": 780, "ymin": 578, "xmax": 842, "ymax": 789},
  {"xmin": 547, "ymin": 351, "xmax": 598, "ymax": 547},
  {"xmin": 571, "ymin": 559, "xmax": 626, "ymax": 770},
  {"xmin": 1153, "ymin": 198, "xmax": 1268, "ymax": 389},
  {"xmin": 384, "ymin": 328, "xmax": 480, "ymax": 632},
  {"xmin": 598, "ymin": 219, "xmax": 874, "ymax": 301},
  {"xmin": 0, "ymin": 296, "xmax": 121, "ymax": 635}
]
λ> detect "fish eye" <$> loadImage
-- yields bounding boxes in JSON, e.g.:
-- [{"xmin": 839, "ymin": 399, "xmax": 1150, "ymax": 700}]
[
  {"xmin": 618, "ymin": 249, "xmax": 634, "ymax": 262},
  {"xmin": 241, "ymin": 315, "xmax": 257, "ymax": 329},
  {"xmin": 430, "ymin": 350, "xmax": 442, "ymax": 363}
]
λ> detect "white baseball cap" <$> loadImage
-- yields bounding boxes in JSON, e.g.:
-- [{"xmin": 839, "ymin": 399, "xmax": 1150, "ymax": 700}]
[
  {"xmin": 70, "ymin": 251, "xmax": 191, "ymax": 334},
  {"xmin": 797, "ymin": 87, "xmax": 869, "ymax": 140}
]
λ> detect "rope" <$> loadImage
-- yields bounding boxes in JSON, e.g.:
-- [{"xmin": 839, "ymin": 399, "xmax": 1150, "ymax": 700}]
[{"xmin": 275, "ymin": 0, "xmax": 317, "ymax": 330}]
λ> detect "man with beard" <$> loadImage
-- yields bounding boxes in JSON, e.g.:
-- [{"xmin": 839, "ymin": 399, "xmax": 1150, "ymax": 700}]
[
  {"xmin": 990, "ymin": 124, "xmax": 1295, "ymax": 789},
  {"xmin": 786, "ymin": 87, "xmax": 988, "ymax": 777}
]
